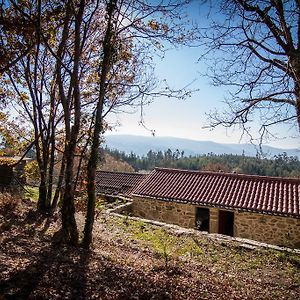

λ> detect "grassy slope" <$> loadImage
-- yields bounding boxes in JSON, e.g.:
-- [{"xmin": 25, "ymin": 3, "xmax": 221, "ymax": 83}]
[{"xmin": 0, "ymin": 197, "xmax": 300, "ymax": 299}]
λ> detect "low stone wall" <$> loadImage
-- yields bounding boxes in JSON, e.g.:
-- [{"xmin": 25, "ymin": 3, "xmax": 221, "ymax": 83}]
[
  {"xmin": 234, "ymin": 211, "xmax": 300, "ymax": 248},
  {"xmin": 106, "ymin": 201, "xmax": 133, "ymax": 214},
  {"xmin": 132, "ymin": 197, "xmax": 195, "ymax": 228}
]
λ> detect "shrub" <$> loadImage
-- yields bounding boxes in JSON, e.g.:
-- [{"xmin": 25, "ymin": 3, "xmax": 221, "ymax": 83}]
[
  {"xmin": 24, "ymin": 160, "xmax": 40, "ymax": 185},
  {"xmin": 0, "ymin": 192, "xmax": 19, "ymax": 212}
]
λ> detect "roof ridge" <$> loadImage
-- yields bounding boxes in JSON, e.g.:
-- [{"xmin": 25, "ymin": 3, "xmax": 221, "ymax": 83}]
[
  {"xmin": 96, "ymin": 170, "xmax": 145, "ymax": 176},
  {"xmin": 153, "ymin": 167, "xmax": 300, "ymax": 183}
]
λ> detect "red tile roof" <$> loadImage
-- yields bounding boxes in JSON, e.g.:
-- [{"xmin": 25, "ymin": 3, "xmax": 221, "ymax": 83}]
[
  {"xmin": 132, "ymin": 168, "xmax": 300, "ymax": 218},
  {"xmin": 95, "ymin": 171, "xmax": 146, "ymax": 198}
]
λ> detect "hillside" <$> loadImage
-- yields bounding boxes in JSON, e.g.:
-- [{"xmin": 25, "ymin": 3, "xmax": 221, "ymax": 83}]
[
  {"xmin": 1, "ymin": 196, "xmax": 299, "ymax": 299},
  {"xmin": 104, "ymin": 135, "xmax": 300, "ymax": 158},
  {"xmin": 100, "ymin": 153, "xmax": 134, "ymax": 172},
  {"xmin": 105, "ymin": 148, "xmax": 300, "ymax": 178}
]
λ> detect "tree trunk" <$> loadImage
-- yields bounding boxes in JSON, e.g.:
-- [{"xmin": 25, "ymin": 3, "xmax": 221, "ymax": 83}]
[
  {"xmin": 295, "ymin": 77, "xmax": 300, "ymax": 131},
  {"xmin": 52, "ymin": 155, "xmax": 65, "ymax": 210},
  {"xmin": 59, "ymin": 148, "xmax": 79, "ymax": 245},
  {"xmin": 82, "ymin": 114, "xmax": 103, "ymax": 248},
  {"xmin": 82, "ymin": 0, "xmax": 116, "ymax": 249},
  {"xmin": 54, "ymin": 140, "xmax": 79, "ymax": 245},
  {"xmin": 81, "ymin": 153, "xmax": 97, "ymax": 247},
  {"xmin": 74, "ymin": 142, "xmax": 87, "ymax": 191},
  {"xmin": 45, "ymin": 144, "xmax": 54, "ymax": 209},
  {"xmin": 54, "ymin": 0, "xmax": 85, "ymax": 245},
  {"xmin": 37, "ymin": 170, "xmax": 48, "ymax": 212}
]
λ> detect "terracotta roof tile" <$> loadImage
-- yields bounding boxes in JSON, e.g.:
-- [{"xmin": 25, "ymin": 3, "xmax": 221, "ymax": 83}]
[
  {"xmin": 132, "ymin": 168, "xmax": 300, "ymax": 218},
  {"xmin": 95, "ymin": 171, "xmax": 146, "ymax": 198}
]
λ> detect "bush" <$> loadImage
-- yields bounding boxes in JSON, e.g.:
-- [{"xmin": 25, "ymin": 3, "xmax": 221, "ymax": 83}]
[
  {"xmin": 0, "ymin": 192, "xmax": 19, "ymax": 212},
  {"xmin": 24, "ymin": 160, "xmax": 40, "ymax": 185}
]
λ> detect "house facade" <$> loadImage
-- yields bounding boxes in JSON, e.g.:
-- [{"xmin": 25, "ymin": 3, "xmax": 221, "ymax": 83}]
[{"xmin": 131, "ymin": 168, "xmax": 300, "ymax": 248}]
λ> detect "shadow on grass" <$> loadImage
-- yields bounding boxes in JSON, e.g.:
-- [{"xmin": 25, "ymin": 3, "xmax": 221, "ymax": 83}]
[
  {"xmin": 0, "ymin": 205, "xmax": 181, "ymax": 299},
  {"xmin": 0, "ymin": 205, "xmax": 91, "ymax": 299},
  {"xmin": 0, "ymin": 240, "xmax": 175, "ymax": 300},
  {"xmin": 0, "ymin": 242, "xmax": 91, "ymax": 299}
]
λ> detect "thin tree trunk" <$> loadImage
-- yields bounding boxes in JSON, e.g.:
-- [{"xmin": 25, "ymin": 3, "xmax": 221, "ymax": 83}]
[
  {"xmin": 60, "ymin": 151, "xmax": 79, "ymax": 244},
  {"xmin": 74, "ymin": 143, "xmax": 87, "ymax": 191},
  {"xmin": 37, "ymin": 171, "xmax": 48, "ymax": 211},
  {"xmin": 82, "ymin": 0, "xmax": 116, "ymax": 249},
  {"xmin": 47, "ymin": 131, "xmax": 55, "ymax": 208},
  {"xmin": 52, "ymin": 155, "xmax": 65, "ymax": 210},
  {"xmin": 55, "ymin": 0, "xmax": 85, "ymax": 245},
  {"xmin": 82, "ymin": 113, "xmax": 103, "ymax": 248},
  {"xmin": 295, "ymin": 78, "xmax": 300, "ymax": 131},
  {"xmin": 74, "ymin": 121, "xmax": 94, "ymax": 191},
  {"xmin": 53, "ymin": 0, "xmax": 71, "ymax": 214}
]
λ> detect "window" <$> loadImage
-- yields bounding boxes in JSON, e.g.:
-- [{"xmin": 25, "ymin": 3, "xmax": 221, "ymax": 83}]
[{"xmin": 195, "ymin": 207, "xmax": 210, "ymax": 232}]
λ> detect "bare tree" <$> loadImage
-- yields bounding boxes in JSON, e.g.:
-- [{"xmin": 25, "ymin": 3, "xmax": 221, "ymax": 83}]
[
  {"xmin": 0, "ymin": 0, "xmax": 66, "ymax": 212},
  {"xmin": 81, "ymin": 0, "xmax": 199, "ymax": 248},
  {"xmin": 82, "ymin": 0, "xmax": 117, "ymax": 248},
  {"xmin": 200, "ymin": 0, "xmax": 300, "ymax": 143},
  {"xmin": 52, "ymin": 0, "xmax": 87, "ymax": 245},
  {"xmin": 2, "ymin": 0, "xmax": 198, "ymax": 247}
]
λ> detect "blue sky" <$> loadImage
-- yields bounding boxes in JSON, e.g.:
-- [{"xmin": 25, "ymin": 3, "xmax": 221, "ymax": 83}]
[{"xmin": 106, "ymin": 1, "xmax": 300, "ymax": 150}]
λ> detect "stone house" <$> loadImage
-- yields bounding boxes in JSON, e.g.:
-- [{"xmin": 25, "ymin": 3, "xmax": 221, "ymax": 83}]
[
  {"xmin": 95, "ymin": 170, "xmax": 146, "ymax": 199},
  {"xmin": 131, "ymin": 168, "xmax": 300, "ymax": 248}
]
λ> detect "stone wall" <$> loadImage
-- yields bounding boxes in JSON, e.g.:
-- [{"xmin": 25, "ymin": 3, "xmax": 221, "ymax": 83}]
[
  {"xmin": 209, "ymin": 208, "xmax": 219, "ymax": 233},
  {"xmin": 132, "ymin": 197, "xmax": 300, "ymax": 248},
  {"xmin": 132, "ymin": 197, "xmax": 196, "ymax": 228},
  {"xmin": 234, "ymin": 211, "xmax": 300, "ymax": 248}
]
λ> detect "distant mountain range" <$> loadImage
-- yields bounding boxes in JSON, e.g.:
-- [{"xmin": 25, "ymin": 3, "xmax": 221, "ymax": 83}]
[{"xmin": 104, "ymin": 134, "xmax": 300, "ymax": 158}]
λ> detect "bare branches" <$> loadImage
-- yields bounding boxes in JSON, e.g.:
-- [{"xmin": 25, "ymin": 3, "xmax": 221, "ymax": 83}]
[
  {"xmin": 200, "ymin": 0, "xmax": 300, "ymax": 142},
  {"xmin": 1, "ymin": 0, "xmax": 200, "ymax": 245}
]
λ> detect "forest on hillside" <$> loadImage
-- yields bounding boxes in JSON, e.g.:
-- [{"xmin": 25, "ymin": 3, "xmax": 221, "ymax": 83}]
[{"xmin": 105, "ymin": 148, "xmax": 300, "ymax": 178}]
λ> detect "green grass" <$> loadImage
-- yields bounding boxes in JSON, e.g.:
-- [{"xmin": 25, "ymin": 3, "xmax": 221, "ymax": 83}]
[
  {"xmin": 102, "ymin": 215, "xmax": 300, "ymax": 285},
  {"xmin": 95, "ymin": 198, "xmax": 106, "ymax": 210},
  {"xmin": 24, "ymin": 185, "xmax": 39, "ymax": 202},
  {"xmin": 271, "ymin": 250, "xmax": 300, "ymax": 269},
  {"xmin": 114, "ymin": 219, "xmax": 205, "ymax": 269}
]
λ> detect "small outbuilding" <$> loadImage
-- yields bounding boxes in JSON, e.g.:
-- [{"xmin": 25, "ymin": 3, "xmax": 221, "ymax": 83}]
[
  {"xmin": 131, "ymin": 168, "xmax": 300, "ymax": 248},
  {"xmin": 0, "ymin": 157, "xmax": 30, "ymax": 192},
  {"xmin": 95, "ymin": 170, "xmax": 146, "ymax": 199}
]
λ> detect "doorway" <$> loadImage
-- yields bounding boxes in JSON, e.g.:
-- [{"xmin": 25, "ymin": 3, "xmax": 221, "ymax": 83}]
[
  {"xmin": 218, "ymin": 210, "xmax": 234, "ymax": 236},
  {"xmin": 195, "ymin": 208, "xmax": 210, "ymax": 232}
]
